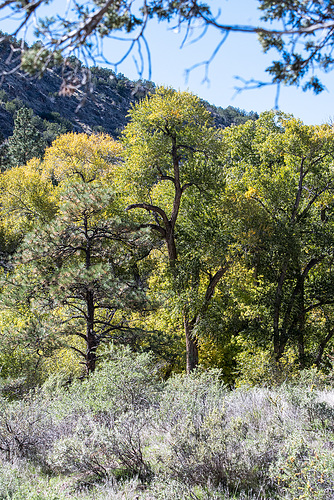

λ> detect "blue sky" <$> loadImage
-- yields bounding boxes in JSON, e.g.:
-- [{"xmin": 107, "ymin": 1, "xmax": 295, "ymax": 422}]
[
  {"xmin": 128, "ymin": 0, "xmax": 334, "ymax": 125},
  {"xmin": 1, "ymin": 0, "xmax": 334, "ymax": 125}
]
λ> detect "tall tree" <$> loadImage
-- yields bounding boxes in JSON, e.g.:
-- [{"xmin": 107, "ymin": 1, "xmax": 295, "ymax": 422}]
[
  {"xmin": 3, "ymin": 180, "xmax": 148, "ymax": 374},
  {"xmin": 7, "ymin": 107, "xmax": 45, "ymax": 168},
  {"xmin": 224, "ymin": 111, "xmax": 334, "ymax": 366},
  {"xmin": 1, "ymin": 132, "xmax": 148, "ymax": 375},
  {"xmin": 120, "ymin": 87, "xmax": 229, "ymax": 373}
]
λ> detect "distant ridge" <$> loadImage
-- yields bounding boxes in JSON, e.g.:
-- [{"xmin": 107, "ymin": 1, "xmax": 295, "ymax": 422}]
[{"xmin": 0, "ymin": 35, "xmax": 258, "ymax": 141}]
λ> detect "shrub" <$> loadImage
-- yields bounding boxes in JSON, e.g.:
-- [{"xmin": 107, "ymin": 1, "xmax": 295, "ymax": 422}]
[
  {"xmin": 45, "ymin": 348, "xmax": 159, "ymax": 481},
  {"xmin": 0, "ymin": 349, "xmax": 333, "ymax": 498},
  {"xmin": 0, "ymin": 393, "xmax": 60, "ymax": 465},
  {"xmin": 50, "ymin": 410, "xmax": 152, "ymax": 481},
  {"xmin": 271, "ymin": 433, "xmax": 334, "ymax": 499},
  {"xmin": 157, "ymin": 386, "xmax": 280, "ymax": 493},
  {"xmin": 68, "ymin": 347, "xmax": 161, "ymax": 417}
]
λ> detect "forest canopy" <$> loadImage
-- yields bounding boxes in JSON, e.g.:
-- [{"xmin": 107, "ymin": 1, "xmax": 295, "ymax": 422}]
[{"xmin": 1, "ymin": 87, "xmax": 334, "ymax": 386}]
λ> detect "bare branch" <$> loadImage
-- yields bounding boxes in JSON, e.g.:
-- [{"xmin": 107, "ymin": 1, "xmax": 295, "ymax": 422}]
[
  {"xmin": 137, "ymin": 223, "xmax": 166, "ymax": 237},
  {"xmin": 199, "ymin": 15, "xmax": 334, "ymax": 37},
  {"xmin": 68, "ymin": 345, "xmax": 87, "ymax": 358},
  {"xmin": 126, "ymin": 202, "xmax": 170, "ymax": 227}
]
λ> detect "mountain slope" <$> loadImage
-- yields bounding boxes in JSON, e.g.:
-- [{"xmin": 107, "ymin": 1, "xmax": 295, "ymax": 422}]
[{"xmin": 0, "ymin": 37, "xmax": 258, "ymax": 140}]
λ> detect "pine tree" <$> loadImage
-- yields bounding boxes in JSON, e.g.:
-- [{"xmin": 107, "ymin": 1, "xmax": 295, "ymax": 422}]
[
  {"xmin": 7, "ymin": 107, "xmax": 45, "ymax": 168},
  {"xmin": 3, "ymin": 180, "xmax": 149, "ymax": 375}
]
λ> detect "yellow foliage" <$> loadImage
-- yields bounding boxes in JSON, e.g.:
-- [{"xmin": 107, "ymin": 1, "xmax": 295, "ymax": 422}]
[
  {"xmin": 235, "ymin": 340, "xmax": 299, "ymax": 387},
  {"xmin": 199, "ymin": 336, "xmax": 238, "ymax": 385},
  {"xmin": 43, "ymin": 132, "xmax": 123, "ymax": 184},
  {"xmin": 244, "ymin": 186, "xmax": 258, "ymax": 199},
  {"xmin": 43, "ymin": 341, "xmax": 85, "ymax": 377},
  {"xmin": 0, "ymin": 157, "xmax": 57, "ymax": 235}
]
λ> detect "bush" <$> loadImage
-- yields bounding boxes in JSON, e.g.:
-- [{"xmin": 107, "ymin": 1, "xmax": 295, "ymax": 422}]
[
  {"xmin": 271, "ymin": 433, "xmax": 334, "ymax": 499},
  {"xmin": 50, "ymin": 410, "xmax": 152, "ymax": 481},
  {"xmin": 69, "ymin": 346, "xmax": 161, "ymax": 417},
  {"xmin": 0, "ymin": 349, "xmax": 333, "ymax": 498},
  {"xmin": 0, "ymin": 393, "xmax": 60, "ymax": 465},
  {"xmin": 47, "ymin": 348, "xmax": 158, "ymax": 481},
  {"xmin": 157, "ymin": 381, "xmax": 281, "ymax": 493},
  {"xmin": 235, "ymin": 345, "xmax": 299, "ymax": 388}
]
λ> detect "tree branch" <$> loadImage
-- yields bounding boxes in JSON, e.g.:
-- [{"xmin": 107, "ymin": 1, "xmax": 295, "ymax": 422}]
[
  {"xmin": 200, "ymin": 16, "xmax": 334, "ymax": 37},
  {"xmin": 126, "ymin": 202, "xmax": 170, "ymax": 227},
  {"xmin": 137, "ymin": 223, "xmax": 166, "ymax": 237}
]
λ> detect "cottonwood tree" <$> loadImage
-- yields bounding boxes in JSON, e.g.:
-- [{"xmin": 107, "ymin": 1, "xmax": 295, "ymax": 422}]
[
  {"xmin": 0, "ymin": 132, "xmax": 119, "ymax": 263},
  {"xmin": 120, "ymin": 87, "xmax": 232, "ymax": 373},
  {"xmin": 43, "ymin": 132, "xmax": 123, "ymax": 183},
  {"xmin": 224, "ymin": 111, "xmax": 334, "ymax": 366},
  {"xmin": 0, "ymin": 157, "xmax": 57, "ymax": 272}
]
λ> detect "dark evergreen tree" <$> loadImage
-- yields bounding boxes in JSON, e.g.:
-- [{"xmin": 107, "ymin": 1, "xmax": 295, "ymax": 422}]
[
  {"xmin": 3, "ymin": 180, "xmax": 149, "ymax": 375},
  {"xmin": 0, "ymin": 133, "xmax": 9, "ymax": 171},
  {"xmin": 7, "ymin": 107, "xmax": 45, "ymax": 168}
]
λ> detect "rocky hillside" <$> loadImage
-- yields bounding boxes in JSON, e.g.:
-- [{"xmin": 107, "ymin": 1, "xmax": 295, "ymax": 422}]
[{"xmin": 0, "ymin": 36, "xmax": 258, "ymax": 141}]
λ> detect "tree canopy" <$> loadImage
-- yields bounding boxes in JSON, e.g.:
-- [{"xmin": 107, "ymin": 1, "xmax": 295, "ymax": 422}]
[
  {"xmin": 1, "ymin": 88, "xmax": 334, "ymax": 382},
  {"xmin": 223, "ymin": 111, "xmax": 334, "ymax": 368}
]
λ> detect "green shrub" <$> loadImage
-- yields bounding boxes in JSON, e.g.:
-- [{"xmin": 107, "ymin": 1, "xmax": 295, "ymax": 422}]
[
  {"xmin": 271, "ymin": 433, "xmax": 334, "ymax": 499},
  {"xmin": 69, "ymin": 346, "xmax": 161, "ymax": 416}
]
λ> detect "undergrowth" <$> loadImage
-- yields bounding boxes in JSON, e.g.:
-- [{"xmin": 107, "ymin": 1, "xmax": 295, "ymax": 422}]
[{"xmin": 0, "ymin": 347, "xmax": 334, "ymax": 499}]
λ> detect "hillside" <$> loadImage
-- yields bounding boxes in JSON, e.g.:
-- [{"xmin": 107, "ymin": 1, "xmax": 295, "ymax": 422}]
[{"xmin": 0, "ymin": 36, "xmax": 258, "ymax": 141}]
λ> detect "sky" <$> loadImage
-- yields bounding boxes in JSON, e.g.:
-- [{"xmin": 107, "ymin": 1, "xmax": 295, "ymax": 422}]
[{"xmin": 1, "ymin": 0, "xmax": 334, "ymax": 125}]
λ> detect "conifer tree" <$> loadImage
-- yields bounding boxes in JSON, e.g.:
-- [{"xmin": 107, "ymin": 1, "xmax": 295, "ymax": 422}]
[
  {"xmin": 7, "ymin": 107, "xmax": 45, "ymax": 168},
  {"xmin": 3, "ymin": 180, "xmax": 149, "ymax": 375}
]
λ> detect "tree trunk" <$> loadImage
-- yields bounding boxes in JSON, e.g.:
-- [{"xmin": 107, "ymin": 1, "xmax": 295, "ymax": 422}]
[
  {"xmin": 85, "ymin": 289, "xmax": 97, "ymax": 374},
  {"xmin": 297, "ymin": 285, "xmax": 306, "ymax": 368},
  {"xmin": 184, "ymin": 315, "xmax": 198, "ymax": 374},
  {"xmin": 273, "ymin": 262, "xmax": 288, "ymax": 361},
  {"xmin": 316, "ymin": 328, "xmax": 334, "ymax": 366},
  {"xmin": 166, "ymin": 225, "xmax": 177, "ymax": 263},
  {"xmin": 86, "ymin": 337, "xmax": 98, "ymax": 374}
]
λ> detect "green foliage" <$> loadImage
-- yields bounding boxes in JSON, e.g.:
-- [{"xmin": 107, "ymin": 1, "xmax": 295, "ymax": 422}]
[
  {"xmin": 235, "ymin": 342, "xmax": 299, "ymax": 387},
  {"xmin": 213, "ymin": 105, "xmax": 259, "ymax": 127},
  {"xmin": 121, "ymin": 86, "xmax": 223, "ymax": 201},
  {"xmin": 68, "ymin": 346, "xmax": 161, "ymax": 415},
  {"xmin": 222, "ymin": 111, "xmax": 334, "ymax": 367},
  {"xmin": 21, "ymin": 42, "xmax": 63, "ymax": 76},
  {"xmin": 3, "ymin": 180, "xmax": 149, "ymax": 374},
  {"xmin": 271, "ymin": 434, "xmax": 334, "ymax": 499},
  {"xmin": 2, "ymin": 90, "xmax": 334, "ymax": 394},
  {"xmin": 4, "ymin": 98, "xmax": 24, "ymax": 115},
  {"xmin": 258, "ymin": 0, "xmax": 334, "ymax": 93},
  {"xmin": 120, "ymin": 86, "xmax": 231, "ymax": 372},
  {"xmin": 7, "ymin": 107, "xmax": 45, "ymax": 168}
]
